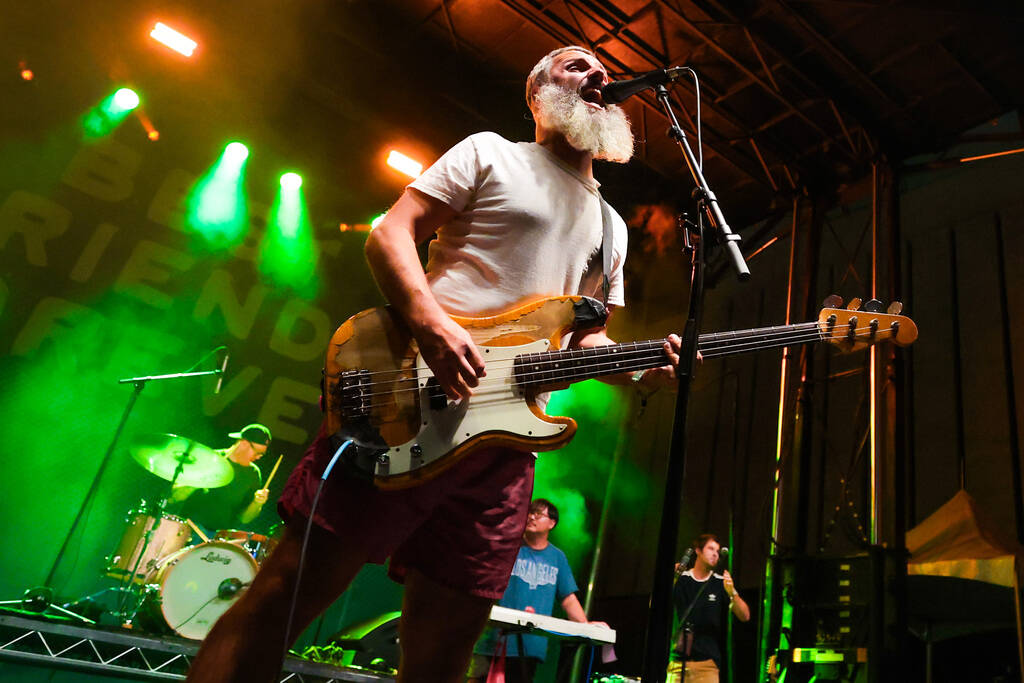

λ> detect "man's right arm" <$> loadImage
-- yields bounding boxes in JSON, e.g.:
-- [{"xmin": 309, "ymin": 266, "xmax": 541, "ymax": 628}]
[{"xmin": 364, "ymin": 188, "xmax": 486, "ymax": 400}]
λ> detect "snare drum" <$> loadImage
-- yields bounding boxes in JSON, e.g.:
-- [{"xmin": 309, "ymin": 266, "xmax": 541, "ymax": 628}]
[
  {"xmin": 150, "ymin": 541, "xmax": 258, "ymax": 640},
  {"xmin": 214, "ymin": 528, "xmax": 279, "ymax": 565},
  {"xmin": 106, "ymin": 510, "xmax": 191, "ymax": 583}
]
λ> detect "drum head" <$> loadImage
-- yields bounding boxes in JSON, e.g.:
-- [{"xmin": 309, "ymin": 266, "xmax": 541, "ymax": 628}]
[{"xmin": 158, "ymin": 541, "xmax": 258, "ymax": 640}]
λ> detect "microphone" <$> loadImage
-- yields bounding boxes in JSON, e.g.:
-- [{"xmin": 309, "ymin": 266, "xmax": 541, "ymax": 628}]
[
  {"xmin": 217, "ymin": 577, "xmax": 244, "ymax": 599},
  {"xmin": 215, "ymin": 350, "xmax": 229, "ymax": 394},
  {"xmin": 675, "ymin": 547, "xmax": 695, "ymax": 575},
  {"xmin": 601, "ymin": 66, "xmax": 688, "ymax": 104}
]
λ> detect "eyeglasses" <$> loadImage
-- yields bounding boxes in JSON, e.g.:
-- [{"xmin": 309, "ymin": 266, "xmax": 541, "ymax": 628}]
[{"xmin": 528, "ymin": 510, "xmax": 549, "ymax": 519}]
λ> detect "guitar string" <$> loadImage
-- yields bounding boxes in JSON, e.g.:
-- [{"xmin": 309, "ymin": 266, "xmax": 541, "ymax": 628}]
[
  {"xmin": 340, "ymin": 325, "xmax": 888, "ymax": 401},
  {"xmin": 329, "ymin": 320, "xmax": 887, "ymax": 384},
  {"xmin": 330, "ymin": 321, "xmax": 831, "ymax": 382}
]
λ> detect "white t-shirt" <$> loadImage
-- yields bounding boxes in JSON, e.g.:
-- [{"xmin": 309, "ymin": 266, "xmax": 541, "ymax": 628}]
[{"xmin": 409, "ymin": 132, "xmax": 627, "ymax": 317}]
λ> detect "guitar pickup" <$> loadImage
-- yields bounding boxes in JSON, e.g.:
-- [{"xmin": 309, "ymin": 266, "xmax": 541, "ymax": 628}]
[
  {"xmin": 424, "ymin": 378, "xmax": 448, "ymax": 411},
  {"xmin": 335, "ymin": 370, "xmax": 372, "ymax": 419}
]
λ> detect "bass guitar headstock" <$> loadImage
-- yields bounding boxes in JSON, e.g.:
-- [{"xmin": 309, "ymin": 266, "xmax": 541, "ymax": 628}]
[{"xmin": 818, "ymin": 295, "xmax": 918, "ymax": 353}]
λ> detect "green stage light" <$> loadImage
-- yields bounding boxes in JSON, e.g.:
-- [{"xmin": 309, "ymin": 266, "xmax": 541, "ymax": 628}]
[
  {"xmin": 261, "ymin": 173, "xmax": 319, "ymax": 296},
  {"xmin": 280, "ymin": 172, "xmax": 302, "ymax": 190},
  {"xmin": 225, "ymin": 142, "xmax": 249, "ymax": 164},
  {"xmin": 112, "ymin": 88, "xmax": 140, "ymax": 112},
  {"xmin": 185, "ymin": 142, "xmax": 250, "ymax": 244},
  {"xmin": 82, "ymin": 87, "xmax": 141, "ymax": 138}
]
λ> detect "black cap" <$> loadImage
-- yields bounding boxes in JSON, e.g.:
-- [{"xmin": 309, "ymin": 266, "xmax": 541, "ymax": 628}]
[{"xmin": 228, "ymin": 423, "xmax": 272, "ymax": 445}]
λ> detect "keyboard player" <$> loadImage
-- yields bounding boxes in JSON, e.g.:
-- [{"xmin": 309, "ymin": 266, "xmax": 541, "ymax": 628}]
[{"xmin": 467, "ymin": 498, "xmax": 609, "ymax": 683}]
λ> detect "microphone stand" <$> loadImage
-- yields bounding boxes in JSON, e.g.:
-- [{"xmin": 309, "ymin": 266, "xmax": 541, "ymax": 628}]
[
  {"xmin": 30, "ymin": 366, "xmax": 221, "ymax": 622},
  {"xmin": 640, "ymin": 83, "xmax": 750, "ymax": 682}
]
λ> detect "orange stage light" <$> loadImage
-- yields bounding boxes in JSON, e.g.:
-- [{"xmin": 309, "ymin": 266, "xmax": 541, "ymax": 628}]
[
  {"xmin": 960, "ymin": 147, "xmax": 1024, "ymax": 163},
  {"xmin": 386, "ymin": 150, "xmax": 423, "ymax": 179},
  {"xmin": 150, "ymin": 22, "xmax": 198, "ymax": 57},
  {"xmin": 134, "ymin": 109, "xmax": 160, "ymax": 141}
]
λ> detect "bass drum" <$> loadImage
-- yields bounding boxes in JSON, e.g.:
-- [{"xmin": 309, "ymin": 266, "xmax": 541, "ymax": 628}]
[{"xmin": 150, "ymin": 541, "xmax": 258, "ymax": 640}]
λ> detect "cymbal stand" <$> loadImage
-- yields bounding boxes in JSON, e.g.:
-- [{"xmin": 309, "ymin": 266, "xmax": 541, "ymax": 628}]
[
  {"xmin": 113, "ymin": 447, "xmax": 195, "ymax": 624},
  {"xmin": 12, "ymin": 360, "xmax": 222, "ymax": 624}
]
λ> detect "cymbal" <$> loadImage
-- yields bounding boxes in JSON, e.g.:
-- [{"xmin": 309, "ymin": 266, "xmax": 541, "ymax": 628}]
[{"xmin": 130, "ymin": 433, "xmax": 234, "ymax": 488}]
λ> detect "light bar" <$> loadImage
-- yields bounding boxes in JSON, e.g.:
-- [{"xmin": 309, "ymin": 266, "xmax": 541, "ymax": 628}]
[
  {"xmin": 150, "ymin": 22, "xmax": 198, "ymax": 57},
  {"xmin": 386, "ymin": 150, "xmax": 423, "ymax": 179}
]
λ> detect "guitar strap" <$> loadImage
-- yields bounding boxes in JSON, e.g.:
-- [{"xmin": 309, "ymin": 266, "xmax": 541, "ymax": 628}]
[{"xmin": 598, "ymin": 195, "xmax": 615, "ymax": 309}]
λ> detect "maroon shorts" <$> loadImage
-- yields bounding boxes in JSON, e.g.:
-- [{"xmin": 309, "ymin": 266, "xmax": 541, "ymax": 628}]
[{"xmin": 278, "ymin": 422, "xmax": 535, "ymax": 600}]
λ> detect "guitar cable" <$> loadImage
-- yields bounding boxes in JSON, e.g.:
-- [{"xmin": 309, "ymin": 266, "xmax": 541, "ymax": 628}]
[{"xmin": 281, "ymin": 439, "xmax": 353, "ymax": 664}]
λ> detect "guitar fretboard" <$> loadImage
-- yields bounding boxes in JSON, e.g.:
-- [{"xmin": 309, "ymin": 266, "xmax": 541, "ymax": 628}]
[{"xmin": 512, "ymin": 323, "xmax": 826, "ymax": 387}]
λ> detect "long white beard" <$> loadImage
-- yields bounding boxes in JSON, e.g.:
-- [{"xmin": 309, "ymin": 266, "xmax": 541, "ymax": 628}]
[{"xmin": 534, "ymin": 83, "xmax": 634, "ymax": 163}]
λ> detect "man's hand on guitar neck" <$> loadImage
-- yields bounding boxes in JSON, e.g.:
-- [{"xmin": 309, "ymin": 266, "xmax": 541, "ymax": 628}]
[
  {"xmin": 636, "ymin": 333, "xmax": 683, "ymax": 389},
  {"xmin": 576, "ymin": 330, "xmax": 684, "ymax": 390}
]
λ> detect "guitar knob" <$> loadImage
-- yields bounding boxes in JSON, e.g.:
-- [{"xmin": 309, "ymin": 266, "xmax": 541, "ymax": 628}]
[
  {"xmin": 887, "ymin": 301, "xmax": 903, "ymax": 315},
  {"xmin": 863, "ymin": 298, "xmax": 884, "ymax": 313}
]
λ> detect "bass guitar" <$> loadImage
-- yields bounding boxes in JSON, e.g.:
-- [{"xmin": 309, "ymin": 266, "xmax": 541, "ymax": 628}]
[{"xmin": 324, "ymin": 294, "xmax": 917, "ymax": 489}]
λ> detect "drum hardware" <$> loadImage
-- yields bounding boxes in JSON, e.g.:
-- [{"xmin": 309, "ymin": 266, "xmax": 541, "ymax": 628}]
[
  {"xmin": 113, "ymin": 432, "xmax": 231, "ymax": 626},
  {"xmin": 214, "ymin": 529, "xmax": 281, "ymax": 565},
  {"xmin": 8, "ymin": 356, "xmax": 226, "ymax": 625}
]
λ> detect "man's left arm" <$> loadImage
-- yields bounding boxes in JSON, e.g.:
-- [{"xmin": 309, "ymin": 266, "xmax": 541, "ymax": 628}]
[{"xmin": 722, "ymin": 571, "xmax": 751, "ymax": 622}]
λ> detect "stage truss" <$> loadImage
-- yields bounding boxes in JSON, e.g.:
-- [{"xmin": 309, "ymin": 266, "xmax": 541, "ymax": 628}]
[{"xmin": 0, "ymin": 613, "xmax": 390, "ymax": 682}]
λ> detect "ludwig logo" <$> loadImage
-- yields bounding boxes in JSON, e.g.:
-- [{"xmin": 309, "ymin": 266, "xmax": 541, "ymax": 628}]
[{"xmin": 201, "ymin": 552, "xmax": 232, "ymax": 565}]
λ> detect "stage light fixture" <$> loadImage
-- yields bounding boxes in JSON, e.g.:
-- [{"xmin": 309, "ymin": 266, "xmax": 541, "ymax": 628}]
[
  {"xmin": 225, "ymin": 142, "xmax": 250, "ymax": 164},
  {"xmin": 261, "ymin": 169, "xmax": 318, "ymax": 296},
  {"xmin": 82, "ymin": 88, "xmax": 141, "ymax": 137},
  {"xmin": 186, "ymin": 141, "xmax": 250, "ymax": 243},
  {"xmin": 280, "ymin": 172, "xmax": 303, "ymax": 190},
  {"xmin": 386, "ymin": 150, "xmax": 423, "ymax": 179},
  {"xmin": 150, "ymin": 22, "xmax": 198, "ymax": 57},
  {"xmin": 19, "ymin": 62, "xmax": 33, "ymax": 81},
  {"xmin": 135, "ymin": 109, "xmax": 160, "ymax": 141},
  {"xmin": 112, "ymin": 88, "xmax": 140, "ymax": 113}
]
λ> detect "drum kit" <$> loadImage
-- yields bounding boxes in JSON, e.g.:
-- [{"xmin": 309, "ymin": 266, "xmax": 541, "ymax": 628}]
[{"xmin": 99, "ymin": 433, "xmax": 281, "ymax": 640}]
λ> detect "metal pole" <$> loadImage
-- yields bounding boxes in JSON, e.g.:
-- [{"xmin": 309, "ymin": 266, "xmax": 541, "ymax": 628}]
[
  {"xmin": 570, "ymin": 417, "xmax": 630, "ymax": 682},
  {"xmin": 870, "ymin": 162, "xmax": 880, "ymax": 545},
  {"xmin": 757, "ymin": 195, "xmax": 799, "ymax": 680}
]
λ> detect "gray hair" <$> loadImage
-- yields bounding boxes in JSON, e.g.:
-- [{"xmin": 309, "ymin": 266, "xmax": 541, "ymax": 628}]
[{"xmin": 525, "ymin": 46, "xmax": 597, "ymax": 107}]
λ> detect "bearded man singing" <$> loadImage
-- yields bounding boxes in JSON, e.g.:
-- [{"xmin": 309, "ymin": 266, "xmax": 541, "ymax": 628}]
[{"xmin": 184, "ymin": 46, "xmax": 682, "ymax": 683}]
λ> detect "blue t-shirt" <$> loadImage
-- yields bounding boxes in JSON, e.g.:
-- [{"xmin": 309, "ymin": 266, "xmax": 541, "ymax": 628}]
[{"xmin": 475, "ymin": 543, "xmax": 578, "ymax": 661}]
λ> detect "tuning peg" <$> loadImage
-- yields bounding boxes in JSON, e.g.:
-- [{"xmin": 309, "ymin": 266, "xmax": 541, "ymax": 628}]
[
  {"xmin": 822, "ymin": 294, "xmax": 843, "ymax": 308},
  {"xmin": 847, "ymin": 297, "xmax": 862, "ymax": 311},
  {"xmin": 863, "ymin": 298, "xmax": 884, "ymax": 313},
  {"xmin": 887, "ymin": 301, "xmax": 903, "ymax": 315}
]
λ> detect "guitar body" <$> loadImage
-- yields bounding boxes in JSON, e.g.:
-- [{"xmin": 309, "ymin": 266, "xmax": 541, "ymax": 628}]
[{"xmin": 324, "ymin": 296, "xmax": 596, "ymax": 489}]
